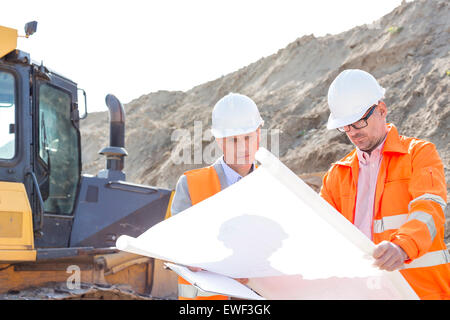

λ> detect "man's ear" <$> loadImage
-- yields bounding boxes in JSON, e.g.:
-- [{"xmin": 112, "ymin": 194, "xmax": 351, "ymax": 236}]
[
  {"xmin": 257, "ymin": 127, "xmax": 261, "ymax": 148},
  {"xmin": 378, "ymin": 101, "xmax": 388, "ymax": 119}
]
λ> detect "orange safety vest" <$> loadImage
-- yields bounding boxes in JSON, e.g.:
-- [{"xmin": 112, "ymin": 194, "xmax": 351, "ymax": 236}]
[
  {"xmin": 177, "ymin": 165, "xmax": 229, "ymax": 300},
  {"xmin": 320, "ymin": 124, "xmax": 450, "ymax": 300}
]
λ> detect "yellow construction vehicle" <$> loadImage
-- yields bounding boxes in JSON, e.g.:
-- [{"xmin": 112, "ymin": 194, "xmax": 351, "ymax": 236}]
[{"xmin": 0, "ymin": 22, "xmax": 177, "ymax": 299}]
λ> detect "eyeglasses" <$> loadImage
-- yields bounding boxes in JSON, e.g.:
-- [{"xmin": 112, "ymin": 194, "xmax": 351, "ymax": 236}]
[{"xmin": 337, "ymin": 104, "xmax": 377, "ymax": 133}]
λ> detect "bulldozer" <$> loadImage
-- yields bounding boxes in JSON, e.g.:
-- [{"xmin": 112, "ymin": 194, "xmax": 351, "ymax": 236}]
[{"xmin": 0, "ymin": 22, "xmax": 178, "ymax": 299}]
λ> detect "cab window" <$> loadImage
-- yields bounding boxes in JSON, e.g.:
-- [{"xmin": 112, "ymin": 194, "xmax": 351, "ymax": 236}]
[
  {"xmin": 0, "ymin": 71, "xmax": 16, "ymax": 159},
  {"xmin": 39, "ymin": 83, "xmax": 79, "ymax": 214}
]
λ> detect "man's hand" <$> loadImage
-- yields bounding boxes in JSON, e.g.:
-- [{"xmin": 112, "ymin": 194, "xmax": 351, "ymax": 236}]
[
  {"xmin": 234, "ymin": 278, "xmax": 249, "ymax": 285},
  {"xmin": 372, "ymin": 240, "xmax": 408, "ymax": 271},
  {"xmin": 187, "ymin": 266, "xmax": 203, "ymax": 272}
]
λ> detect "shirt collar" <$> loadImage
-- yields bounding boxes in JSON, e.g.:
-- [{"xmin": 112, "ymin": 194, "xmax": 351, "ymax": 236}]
[{"xmin": 219, "ymin": 156, "xmax": 254, "ymax": 185}]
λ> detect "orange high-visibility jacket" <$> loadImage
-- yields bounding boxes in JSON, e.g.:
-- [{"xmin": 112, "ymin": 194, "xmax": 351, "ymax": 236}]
[
  {"xmin": 177, "ymin": 165, "xmax": 229, "ymax": 300},
  {"xmin": 320, "ymin": 124, "xmax": 450, "ymax": 300}
]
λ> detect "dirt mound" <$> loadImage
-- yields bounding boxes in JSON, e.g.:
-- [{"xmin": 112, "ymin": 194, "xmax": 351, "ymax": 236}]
[
  {"xmin": 80, "ymin": 0, "xmax": 450, "ymax": 243},
  {"xmin": 0, "ymin": 283, "xmax": 153, "ymax": 300}
]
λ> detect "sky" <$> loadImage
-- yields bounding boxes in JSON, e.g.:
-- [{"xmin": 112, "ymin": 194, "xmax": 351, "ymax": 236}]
[{"xmin": 2, "ymin": 0, "xmax": 407, "ymax": 113}]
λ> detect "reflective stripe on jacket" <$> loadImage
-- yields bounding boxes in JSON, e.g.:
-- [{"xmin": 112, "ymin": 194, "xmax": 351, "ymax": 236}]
[{"xmin": 320, "ymin": 123, "xmax": 450, "ymax": 300}]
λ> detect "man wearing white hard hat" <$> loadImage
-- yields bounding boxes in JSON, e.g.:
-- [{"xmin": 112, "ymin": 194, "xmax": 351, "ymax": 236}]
[
  {"xmin": 171, "ymin": 92, "xmax": 263, "ymax": 300},
  {"xmin": 320, "ymin": 69, "xmax": 450, "ymax": 299}
]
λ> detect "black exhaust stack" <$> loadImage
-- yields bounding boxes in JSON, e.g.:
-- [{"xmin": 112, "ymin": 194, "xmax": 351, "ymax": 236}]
[{"xmin": 98, "ymin": 94, "xmax": 128, "ymax": 180}]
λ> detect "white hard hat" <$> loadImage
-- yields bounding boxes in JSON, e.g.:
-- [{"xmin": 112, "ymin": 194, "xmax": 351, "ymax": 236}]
[
  {"xmin": 327, "ymin": 69, "xmax": 385, "ymax": 130},
  {"xmin": 211, "ymin": 93, "xmax": 264, "ymax": 138}
]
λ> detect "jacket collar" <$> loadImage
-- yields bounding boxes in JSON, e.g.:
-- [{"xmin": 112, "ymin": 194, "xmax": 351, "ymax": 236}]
[
  {"xmin": 334, "ymin": 123, "xmax": 407, "ymax": 168},
  {"xmin": 381, "ymin": 123, "xmax": 408, "ymax": 154}
]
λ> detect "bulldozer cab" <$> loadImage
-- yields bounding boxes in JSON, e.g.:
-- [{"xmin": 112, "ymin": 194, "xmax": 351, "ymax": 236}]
[{"xmin": 0, "ymin": 49, "xmax": 82, "ymax": 247}]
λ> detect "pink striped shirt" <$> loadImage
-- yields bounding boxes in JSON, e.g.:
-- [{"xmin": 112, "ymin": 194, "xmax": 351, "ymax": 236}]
[{"xmin": 354, "ymin": 134, "xmax": 388, "ymax": 240}]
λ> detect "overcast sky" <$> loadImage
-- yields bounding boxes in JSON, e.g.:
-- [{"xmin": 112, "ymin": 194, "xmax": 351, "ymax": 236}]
[{"xmin": 2, "ymin": 0, "xmax": 407, "ymax": 112}]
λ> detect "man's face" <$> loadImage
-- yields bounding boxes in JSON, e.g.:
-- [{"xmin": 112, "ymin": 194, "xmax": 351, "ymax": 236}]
[
  {"xmin": 216, "ymin": 128, "xmax": 260, "ymax": 166},
  {"xmin": 344, "ymin": 102, "xmax": 388, "ymax": 152}
]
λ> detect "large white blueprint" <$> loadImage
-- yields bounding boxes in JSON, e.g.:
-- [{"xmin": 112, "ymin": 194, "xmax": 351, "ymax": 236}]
[{"xmin": 116, "ymin": 148, "xmax": 418, "ymax": 299}]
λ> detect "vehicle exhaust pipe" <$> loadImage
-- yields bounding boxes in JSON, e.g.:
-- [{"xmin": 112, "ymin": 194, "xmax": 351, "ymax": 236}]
[
  {"xmin": 105, "ymin": 94, "xmax": 125, "ymax": 150},
  {"xmin": 98, "ymin": 94, "xmax": 128, "ymax": 180}
]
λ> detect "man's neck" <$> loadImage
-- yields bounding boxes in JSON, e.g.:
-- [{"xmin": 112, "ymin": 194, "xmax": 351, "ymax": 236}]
[
  {"xmin": 224, "ymin": 160, "xmax": 253, "ymax": 177},
  {"xmin": 360, "ymin": 129, "xmax": 388, "ymax": 155}
]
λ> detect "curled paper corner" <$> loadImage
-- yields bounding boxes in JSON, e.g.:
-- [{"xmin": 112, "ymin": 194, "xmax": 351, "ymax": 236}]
[{"xmin": 115, "ymin": 235, "xmax": 134, "ymax": 251}]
